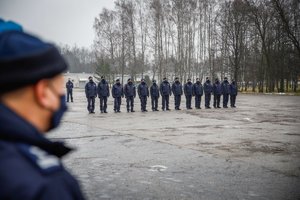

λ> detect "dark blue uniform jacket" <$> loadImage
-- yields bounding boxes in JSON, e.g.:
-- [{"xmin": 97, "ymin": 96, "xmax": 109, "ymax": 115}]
[
  {"xmin": 85, "ymin": 81, "xmax": 97, "ymax": 98},
  {"xmin": 160, "ymin": 81, "xmax": 172, "ymax": 96},
  {"xmin": 184, "ymin": 83, "xmax": 193, "ymax": 96},
  {"xmin": 112, "ymin": 84, "xmax": 124, "ymax": 98},
  {"xmin": 193, "ymin": 83, "xmax": 203, "ymax": 96},
  {"xmin": 221, "ymin": 80, "xmax": 230, "ymax": 95},
  {"xmin": 97, "ymin": 80, "xmax": 110, "ymax": 97},
  {"xmin": 230, "ymin": 83, "xmax": 238, "ymax": 95},
  {"xmin": 172, "ymin": 82, "xmax": 183, "ymax": 96},
  {"xmin": 150, "ymin": 84, "xmax": 160, "ymax": 98},
  {"xmin": 204, "ymin": 80, "xmax": 213, "ymax": 94},
  {"xmin": 213, "ymin": 82, "xmax": 222, "ymax": 95},
  {"xmin": 138, "ymin": 83, "xmax": 149, "ymax": 97},
  {"xmin": 124, "ymin": 83, "xmax": 136, "ymax": 97},
  {"xmin": 66, "ymin": 81, "xmax": 73, "ymax": 91},
  {"xmin": 0, "ymin": 103, "xmax": 85, "ymax": 200}
]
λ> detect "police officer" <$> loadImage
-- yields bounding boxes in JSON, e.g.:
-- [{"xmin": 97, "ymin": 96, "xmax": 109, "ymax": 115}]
[
  {"xmin": 204, "ymin": 77, "xmax": 213, "ymax": 109},
  {"xmin": 85, "ymin": 76, "xmax": 97, "ymax": 113},
  {"xmin": 221, "ymin": 77, "xmax": 230, "ymax": 108},
  {"xmin": 172, "ymin": 77, "xmax": 183, "ymax": 110},
  {"xmin": 124, "ymin": 78, "xmax": 136, "ymax": 112},
  {"xmin": 66, "ymin": 78, "xmax": 74, "ymax": 102},
  {"xmin": 193, "ymin": 78, "xmax": 203, "ymax": 109},
  {"xmin": 112, "ymin": 79, "xmax": 124, "ymax": 113},
  {"xmin": 230, "ymin": 79, "xmax": 238, "ymax": 108},
  {"xmin": 212, "ymin": 78, "xmax": 222, "ymax": 108},
  {"xmin": 150, "ymin": 80, "xmax": 160, "ymax": 111},
  {"xmin": 184, "ymin": 78, "xmax": 194, "ymax": 109},
  {"xmin": 0, "ymin": 20, "xmax": 85, "ymax": 199},
  {"xmin": 160, "ymin": 77, "xmax": 172, "ymax": 111},
  {"xmin": 97, "ymin": 76, "xmax": 110, "ymax": 113},
  {"xmin": 138, "ymin": 79, "xmax": 149, "ymax": 112}
]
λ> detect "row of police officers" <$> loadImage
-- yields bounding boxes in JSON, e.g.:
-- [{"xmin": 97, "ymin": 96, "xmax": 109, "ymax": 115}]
[{"xmin": 82, "ymin": 76, "xmax": 238, "ymax": 114}]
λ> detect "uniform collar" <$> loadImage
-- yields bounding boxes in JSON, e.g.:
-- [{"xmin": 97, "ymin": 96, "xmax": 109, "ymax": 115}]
[{"xmin": 0, "ymin": 103, "xmax": 72, "ymax": 158}]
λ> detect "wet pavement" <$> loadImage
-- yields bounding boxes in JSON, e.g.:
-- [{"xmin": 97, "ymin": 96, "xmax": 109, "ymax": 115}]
[{"xmin": 50, "ymin": 89, "xmax": 300, "ymax": 200}]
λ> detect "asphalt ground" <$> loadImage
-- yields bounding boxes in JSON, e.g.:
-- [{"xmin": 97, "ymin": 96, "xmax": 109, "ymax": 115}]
[{"xmin": 49, "ymin": 89, "xmax": 300, "ymax": 200}]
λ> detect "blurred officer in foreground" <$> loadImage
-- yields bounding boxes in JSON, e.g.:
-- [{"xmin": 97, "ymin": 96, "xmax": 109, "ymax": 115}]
[
  {"xmin": 160, "ymin": 77, "xmax": 172, "ymax": 111},
  {"xmin": 184, "ymin": 78, "xmax": 193, "ymax": 109},
  {"xmin": 138, "ymin": 78, "xmax": 149, "ymax": 112},
  {"xmin": 204, "ymin": 77, "xmax": 213, "ymax": 109},
  {"xmin": 172, "ymin": 77, "xmax": 183, "ymax": 110},
  {"xmin": 212, "ymin": 78, "xmax": 221, "ymax": 108},
  {"xmin": 112, "ymin": 79, "xmax": 124, "ymax": 113},
  {"xmin": 150, "ymin": 80, "xmax": 160, "ymax": 111},
  {"xmin": 193, "ymin": 78, "xmax": 203, "ymax": 109},
  {"xmin": 97, "ymin": 76, "xmax": 110, "ymax": 113},
  {"xmin": 0, "ymin": 19, "xmax": 85, "ymax": 199},
  {"xmin": 124, "ymin": 78, "xmax": 136, "ymax": 112},
  {"xmin": 85, "ymin": 76, "xmax": 97, "ymax": 113},
  {"xmin": 221, "ymin": 77, "xmax": 230, "ymax": 108},
  {"xmin": 66, "ymin": 78, "xmax": 74, "ymax": 102},
  {"xmin": 230, "ymin": 79, "xmax": 238, "ymax": 108}
]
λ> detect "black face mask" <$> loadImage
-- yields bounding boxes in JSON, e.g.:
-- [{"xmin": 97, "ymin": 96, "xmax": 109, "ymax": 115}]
[
  {"xmin": 102, "ymin": 79, "xmax": 105, "ymax": 83},
  {"xmin": 128, "ymin": 82, "xmax": 132, "ymax": 85},
  {"xmin": 196, "ymin": 81, "xmax": 200, "ymax": 84},
  {"xmin": 89, "ymin": 79, "xmax": 93, "ymax": 82},
  {"xmin": 47, "ymin": 86, "xmax": 68, "ymax": 132},
  {"xmin": 117, "ymin": 82, "xmax": 120, "ymax": 85}
]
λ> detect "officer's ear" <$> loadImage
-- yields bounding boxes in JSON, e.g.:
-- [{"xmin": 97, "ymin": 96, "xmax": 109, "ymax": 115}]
[{"xmin": 33, "ymin": 79, "xmax": 56, "ymax": 110}]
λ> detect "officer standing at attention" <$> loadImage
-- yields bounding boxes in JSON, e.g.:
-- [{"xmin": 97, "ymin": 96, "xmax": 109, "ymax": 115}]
[
  {"xmin": 230, "ymin": 79, "xmax": 238, "ymax": 108},
  {"xmin": 0, "ymin": 19, "xmax": 85, "ymax": 199},
  {"xmin": 66, "ymin": 78, "xmax": 73, "ymax": 102},
  {"xmin": 193, "ymin": 78, "xmax": 203, "ymax": 109},
  {"xmin": 150, "ymin": 80, "xmax": 160, "ymax": 111},
  {"xmin": 138, "ymin": 78, "xmax": 149, "ymax": 112},
  {"xmin": 204, "ymin": 77, "xmax": 213, "ymax": 109},
  {"xmin": 172, "ymin": 77, "xmax": 183, "ymax": 110},
  {"xmin": 160, "ymin": 77, "xmax": 172, "ymax": 111},
  {"xmin": 184, "ymin": 78, "xmax": 194, "ymax": 109},
  {"xmin": 212, "ymin": 78, "xmax": 222, "ymax": 108},
  {"xmin": 124, "ymin": 78, "xmax": 136, "ymax": 112},
  {"xmin": 85, "ymin": 76, "xmax": 97, "ymax": 113},
  {"xmin": 112, "ymin": 79, "xmax": 124, "ymax": 113},
  {"xmin": 97, "ymin": 76, "xmax": 110, "ymax": 113},
  {"xmin": 221, "ymin": 77, "xmax": 230, "ymax": 108}
]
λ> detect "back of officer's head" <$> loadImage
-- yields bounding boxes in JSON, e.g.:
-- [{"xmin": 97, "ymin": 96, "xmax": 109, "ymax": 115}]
[{"xmin": 0, "ymin": 20, "xmax": 68, "ymax": 132}]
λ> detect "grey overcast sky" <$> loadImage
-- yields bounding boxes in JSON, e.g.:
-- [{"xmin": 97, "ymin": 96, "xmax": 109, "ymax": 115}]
[{"xmin": 0, "ymin": 0, "xmax": 115, "ymax": 48}]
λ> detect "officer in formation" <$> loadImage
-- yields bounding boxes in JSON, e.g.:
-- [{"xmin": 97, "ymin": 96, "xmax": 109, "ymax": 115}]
[
  {"xmin": 97, "ymin": 76, "xmax": 110, "ymax": 113},
  {"xmin": 85, "ymin": 76, "xmax": 97, "ymax": 113},
  {"xmin": 184, "ymin": 78, "xmax": 194, "ymax": 109},
  {"xmin": 172, "ymin": 77, "xmax": 183, "ymax": 110},
  {"xmin": 138, "ymin": 79, "xmax": 150, "ymax": 112},
  {"xmin": 0, "ymin": 19, "xmax": 85, "ymax": 199},
  {"xmin": 212, "ymin": 78, "xmax": 222, "ymax": 108},
  {"xmin": 124, "ymin": 78, "xmax": 136, "ymax": 112},
  {"xmin": 66, "ymin": 78, "xmax": 74, "ymax": 102},
  {"xmin": 193, "ymin": 78, "xmax": 203, "ymax": 109},
  {"xmin": 150, "ymin": 80, "xmax": 160, "ymax": 111},
  {"xmin": 230, "ymin": 79, "xmax": 238, "ymax": 108},
  {"xmin": 160, "ymin": 77, "xmax": 172, "ymax": 111},
  {"xmin": 221, "ymin": 77, "xmax": 230, "ymax": 108},
  {"xmin": 204, "ymin": 77, "xmax": 213, "ymax": 109},
  {"xmin": 112, "ymin": 79, "xmax": 124, "ymax": 113}
]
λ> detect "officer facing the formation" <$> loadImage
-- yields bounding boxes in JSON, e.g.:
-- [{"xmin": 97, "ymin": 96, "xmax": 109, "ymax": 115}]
[
  {"xmin": 212, "ymin": 78, "xmax": 222, "ymax": 108},
  {"xmin": 97, "ymin": 76, "xmax": 110, "ymax": 113},
  {"xmin": 230, "ymin": 79, "xmax": 238, "ymax": 108},
  {"xmin": 150, "ymin": 80, "xmax": 160, "ymax": 111},
  {"xmin": 0, "ymin": 20, "xmax": 85, "ymax": 199},
  {"xmin": 112, "ymin": 79, "xmax": 124, "ymax": 113},
  {"xmin": 124, "ymin": 78, "xmax": 136, "ymax": 112},
  {"xmin": 221, "ymin": 77, "xmax": 230, "ymax": 108},
  {"xmin": 85, "ymin": 76, "xmax": 97, "ymax": 113},
  {"xmin": 160, "ymin": 77, "xmax": 172, "ymax": 111},
  {"xmin": 193, "ymin": 78, "xmax": 203, "ymax": 109},
  {"xmin": 184, "ymin": 78, "xmax": 194, "ymax": 109},
  {"xmin": 138, "ymin": 79, "xmax": 149, "ymax": 112},
  {"xmin": 172, "ymin": 77, "xmax": 183, "ymax": 110},
  {"xmin": 66, "ymin": 78, "xmax": 74, "ymax": 102},
  {"xmin": 204, "ymin": 77, "xmax": 213, "ymax": 109}
]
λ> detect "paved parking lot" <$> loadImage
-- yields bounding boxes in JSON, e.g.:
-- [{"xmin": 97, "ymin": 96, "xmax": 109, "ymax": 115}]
[{"xmin": 50, "ymin": 90, "xmax": 300, "ymax": 199}]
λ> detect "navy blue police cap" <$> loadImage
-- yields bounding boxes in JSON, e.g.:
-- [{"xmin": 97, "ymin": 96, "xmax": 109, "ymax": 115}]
[{"xmin": 0, "ymin": 19, "xmax": 67, "ymax": 94}]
